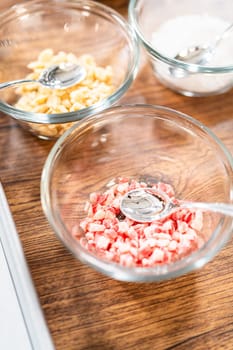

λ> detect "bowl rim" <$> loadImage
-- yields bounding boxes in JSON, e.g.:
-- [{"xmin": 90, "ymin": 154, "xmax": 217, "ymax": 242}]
[
  {"xmin": 128, "ymin": 0, "xmax": 233, "ymax": 74},
  {"xmin": 41, "ymin": 104, "xmax": 233, "ymax": 282},
  {"xmin": 0, "ymin": 0, "xmax": 139, "ymax": 123}
]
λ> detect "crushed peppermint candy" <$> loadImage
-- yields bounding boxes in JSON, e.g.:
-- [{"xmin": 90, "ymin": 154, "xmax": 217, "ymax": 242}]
[{"xmin": 73, "ymin": 178, "xmax": 204, "ymax": 267}]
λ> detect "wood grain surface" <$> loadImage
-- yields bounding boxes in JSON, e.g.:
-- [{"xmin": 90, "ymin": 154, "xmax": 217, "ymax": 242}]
[{"xmin": 1, "ymin": 1, "xmax": 233, "ymax": 349}]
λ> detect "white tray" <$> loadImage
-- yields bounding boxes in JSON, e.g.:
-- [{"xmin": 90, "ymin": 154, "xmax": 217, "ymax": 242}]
[{"xmin": 0, "ymin": 183, "xmax": 55, "ymax": 350}]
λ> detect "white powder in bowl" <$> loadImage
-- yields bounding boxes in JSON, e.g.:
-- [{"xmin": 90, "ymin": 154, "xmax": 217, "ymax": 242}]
[{"xmin": 150, "ymin": 15, "xmax": 233, "ymax": 95}]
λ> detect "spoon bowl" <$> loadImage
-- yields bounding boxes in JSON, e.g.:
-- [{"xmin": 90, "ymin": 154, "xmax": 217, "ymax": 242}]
[{"xmin": 0, "ymin": 63, "xmax": 86, "ymax": 90}]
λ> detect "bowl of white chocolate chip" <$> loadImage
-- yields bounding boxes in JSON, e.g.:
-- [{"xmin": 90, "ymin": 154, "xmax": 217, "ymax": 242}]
[{"xmin": 0, "ymin": 0, "xmax": 138, "ymax": 139}]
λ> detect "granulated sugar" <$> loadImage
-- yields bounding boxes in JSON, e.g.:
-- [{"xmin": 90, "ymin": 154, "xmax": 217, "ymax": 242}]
[{"xmin": 151, "ymin": 15, "xmax": 233, "ymax": 95}]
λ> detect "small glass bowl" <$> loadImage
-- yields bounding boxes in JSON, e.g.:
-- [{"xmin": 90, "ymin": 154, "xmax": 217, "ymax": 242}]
[
  {"xmin": 0, "ymin": 0, "xmax": 139, "ymax": 139},
  {"xmin": 41, "ymin": 104, "xmax": 233, "ymax": 282},
  {"xmin": 129, "ymin": 0, "xmax": 233, "ymax": 97}
]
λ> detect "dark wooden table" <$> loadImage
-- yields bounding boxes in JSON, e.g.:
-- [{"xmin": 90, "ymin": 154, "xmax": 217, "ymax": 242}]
[{"xmin": 1, "ymin": 1, "xmax": 233, "ymax": 349}]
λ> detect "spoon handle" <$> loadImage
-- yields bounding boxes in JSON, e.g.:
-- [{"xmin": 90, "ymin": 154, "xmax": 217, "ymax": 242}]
[
  {"xmin": 215, "ymin": 22, "xmax": 233, "ymax": 47},
  {"xmin": 179, "ymin": 201, "xmax": 233, "ymax": 217},
  {"xmin": 0, "ymin": 79, "xmax": 36, "ymax": 90}
]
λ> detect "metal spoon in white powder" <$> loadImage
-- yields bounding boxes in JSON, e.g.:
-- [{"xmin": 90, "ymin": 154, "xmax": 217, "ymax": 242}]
[{"xmin": 151, "ymin": 15, "xmax": 233, "ymax": 95}]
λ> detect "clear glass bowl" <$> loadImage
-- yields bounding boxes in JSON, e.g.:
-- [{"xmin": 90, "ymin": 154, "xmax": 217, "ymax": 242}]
[
  {"xmin": 129, "ymin": 0, "xmax": 233, "ymax": 97},
  {"xmin": 41, "ymin": 104, "xmax": 233, "ymax": 282},
  {"xmin": 0, "ymin": 0, "xmax": 138, "ymax": 139}
]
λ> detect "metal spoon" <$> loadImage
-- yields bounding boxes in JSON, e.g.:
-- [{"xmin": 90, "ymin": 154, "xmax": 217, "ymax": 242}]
[
  {"xmin": 0, "ymin": 63, "xmax": 86, "ymax": 90},
  {"xmin": 170, "ymin": 22, "xmax": 233, "ymax": 78},
  {"xmin": 120, "ymin": 188, "xmax": 233, "ymax": 223},
  {"xmin": 174, "ymin": 22, "xmax": 233, "ymax": 65}
]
